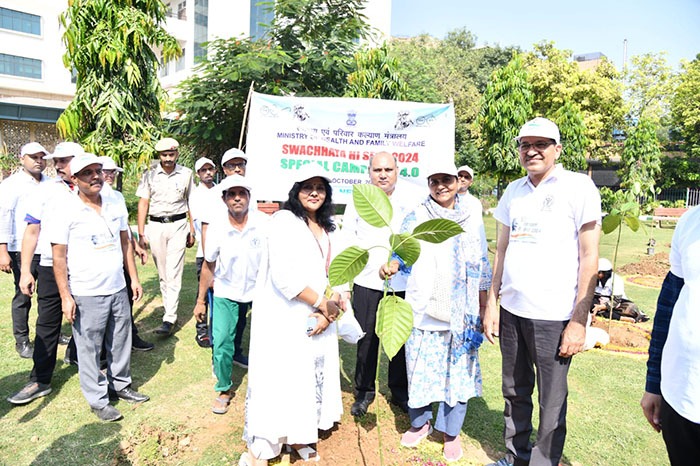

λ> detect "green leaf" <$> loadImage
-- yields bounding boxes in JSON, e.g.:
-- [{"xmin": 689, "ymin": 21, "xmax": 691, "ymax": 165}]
[
  {"xmin": 390, "ymin": 233, "xmax": 421, "ymax": 267},
  {"xmin": 411, "ymin": 218, "xmax": 463, "ymax": 243},
  {"xmin": 602, "ymin": 214, "xmax": 621, "ymax": 234},
  {"xmin": 624, "ymin": 215, "xmax": 641, "ymax": 232},
  {"xmin": 376, "ymin": 295, "xmax": 413, "ymax": 360},
  {"xmin": 328, "ymin": 246, "xmax": 368, "ymax": 287},
  {"xmin": 353, "ymin": 184, "xmax": 392, "ymax": 228}
]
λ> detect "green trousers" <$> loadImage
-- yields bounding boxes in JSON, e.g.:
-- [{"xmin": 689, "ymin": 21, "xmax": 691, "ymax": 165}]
[{"xmin": 212, "ymin": 296, "xmax": 240, "ymax": 392}]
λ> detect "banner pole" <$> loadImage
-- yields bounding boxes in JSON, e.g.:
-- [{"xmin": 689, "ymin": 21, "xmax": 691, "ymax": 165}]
[{"xmin": 239, "ymin": 81, "xmax": 255, "ymax": 150}]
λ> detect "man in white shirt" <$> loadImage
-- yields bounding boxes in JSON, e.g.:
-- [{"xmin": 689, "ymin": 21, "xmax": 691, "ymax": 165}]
[
  {"xmin": 0, "ymin": 142, "xmax": 49, "ymax": 358},
  {"xmin": 50, "ymin": 153, "xmax": 148, "ymax": 422},
  {"xmin": 193, "ymin": 174, "xmax": 267, "ymax": 414},
  {"xmin": 484, "ymin": 118, "xmax": 601, "ymax": 466},
  {"xmin": 641, "ymin": 206, "xmax": 700, "ymax": 465},
  {"xmin": 457, "ymin": 164, "xmax": 482, "ymax": 215},
  {"xmin": 342, "ymin": 151, "xmax": 423, "ymax": 417}
]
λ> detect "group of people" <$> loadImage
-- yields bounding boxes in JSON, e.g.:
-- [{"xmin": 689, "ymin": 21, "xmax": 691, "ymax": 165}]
[{"xmin": 1, "ymin": 116, "xmax": 696, "ymax": 465}]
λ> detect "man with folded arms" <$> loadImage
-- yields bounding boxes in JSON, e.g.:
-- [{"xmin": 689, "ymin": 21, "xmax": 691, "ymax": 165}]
[
  {"xmin": 49, "ymin": 153, "xmax": 149, "ymax": 422},
  {"xmin": 136, "ymin": 137, "xmax": 195, "ymax": 336}
]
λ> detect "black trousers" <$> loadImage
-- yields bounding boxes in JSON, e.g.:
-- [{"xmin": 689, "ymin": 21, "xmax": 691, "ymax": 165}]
[
  {"xmin": 10, "ymin": 252, "xmax": 39, "ymax": 344},
  {"xmin": 352, "ymin": 284, "xmax": 408, "ymax": 403},
  {"xmin": 661, "ymin": 396, "xmax": 700, "ymax": 465},
  {"xmin": 499, "ymin": 307, "xmax": 571, "ymax": 466},
  {"xmin": 30, "ymin": 265, "xmax": 63, "ymax": 384}
]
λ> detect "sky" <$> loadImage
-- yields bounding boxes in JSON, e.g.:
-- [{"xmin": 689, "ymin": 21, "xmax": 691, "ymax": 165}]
[{"xmin": 390, "ymin": 0, "xmax": 700, "ymax": 71}]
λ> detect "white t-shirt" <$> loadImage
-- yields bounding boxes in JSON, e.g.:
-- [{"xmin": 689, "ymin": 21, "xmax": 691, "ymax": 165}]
[
  {"xmin": 339, "ymin": 181, "xmax": 424, "ymax": 291},
  {"xmin": 46, "ymin": 193, "xmax": 128, "ymax": 296},
  {"xmin": 204, "ymin": 209, "xmax": 268, "ymax": 302},
  {"xmin": 24, "ymin": 178, "xmax": 79, "ymax": 266},
  {"xmin": 661, "ymin": 205, "xmax": 700, "ymax": 423},
  {"xmin": 0, "ymin": 170, "xmax": 48, "ymax": 251},
  {"xmin": 494, "ymin": 164, "xmax": 601, "ymax": 321}
]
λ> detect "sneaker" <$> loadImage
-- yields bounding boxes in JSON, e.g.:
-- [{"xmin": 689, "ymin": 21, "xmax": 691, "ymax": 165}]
[
  {"xmin": 58, "ymin": 333, "xmax": 71, "ymax": 345},
  {"xmin": 7, "ymin": 382, "xmax": 52, "ymax": 405},
  {"xmin": 132, "ymin": 335, "xmax": 155, "ymax": 351},
  {"xmin": 195, "ymin": 333, "xmax": 211, "ymax": 348},
  {"xmin": 486, "ymin": 459, "xmax": 514, "ymax": 466},
  {"xmin": 15, "ymin": 340, "xmax": 33, "ymax": 359},
  {"xmin": 154, "ymin": 321, "xmax": 174, "ymax": 336},
  {"xmin": 233, "ymin": 354, "xmax": 248, "ymax": 369},
  {"xmin": 400, "ymin": 422, "xmax": 433, "ymax": 447},
  {"xmin": 92, "ymin": 404, "xmax": 123, "ymax": 422}
]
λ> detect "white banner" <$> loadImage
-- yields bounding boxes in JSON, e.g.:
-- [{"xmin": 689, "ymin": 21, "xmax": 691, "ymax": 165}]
[{"xmin": 245, "ymin": 92, "xmax": 455, "ymax": 204}]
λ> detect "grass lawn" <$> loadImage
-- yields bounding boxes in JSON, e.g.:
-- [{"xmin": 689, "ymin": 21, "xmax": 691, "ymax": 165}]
[{"xmin": 0, "ymin": 214, "xmax": 672, "ymax": 465}]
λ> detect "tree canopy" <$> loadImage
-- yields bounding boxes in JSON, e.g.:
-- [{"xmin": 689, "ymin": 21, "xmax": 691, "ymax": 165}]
[
  {"xmin": 671, "ymin": 56, "xmax": 700, "ymax": 157},
  {"xmin": 58, "ymin": 0, "xmax": 180, "ymax": 174}
]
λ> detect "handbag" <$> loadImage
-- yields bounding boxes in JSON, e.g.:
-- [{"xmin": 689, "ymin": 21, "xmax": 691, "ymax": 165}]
[{"xmin": 337, "ymin": 300, "xmax": 365, "ymax": 344}]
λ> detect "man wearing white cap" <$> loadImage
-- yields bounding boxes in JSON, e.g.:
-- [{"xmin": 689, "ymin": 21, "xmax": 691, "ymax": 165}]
[
  {"xmin": 457, "ymin": 164, "xmax": 482, "ymax": 216},
  {"xmin": 484, "ymin": 117, "xmax": 601, "ymax": 466},
  {"xmin": 49, "ymin": 153, "xmax": 148, "ymax": 421},
  {"xmin": 7, "ymin": 141, "xmax": 84, "ymax": 405},
  {"xmin": 190, "ymin": 157, "xmax": 217, "ymax": 347},
  {"xmin": 136, "ymin": 137, "xmax": 196, "ymax": 336},
  {"xmin": 0, "ymin": 142, "xmax": 49, "ymax": 358},
  {"xmin": 99, "ymin": 156, "xmax": 154, "ymax": 352},
  {"xmin": 193, "ymin": 174, "xmax": 267, "ymax": 414}
]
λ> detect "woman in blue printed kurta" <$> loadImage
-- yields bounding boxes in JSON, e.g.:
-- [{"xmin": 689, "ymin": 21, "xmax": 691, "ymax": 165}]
[{"xmin": 381, "ymin": 164, "xmax": 492, "ymax": 462}]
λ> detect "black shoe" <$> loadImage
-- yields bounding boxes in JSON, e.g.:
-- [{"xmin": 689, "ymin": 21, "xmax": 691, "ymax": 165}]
[
  {"xmin": 233, "ymin": 354, "xmax": 249, "ymax": 369},
  {"xmin": 15, "ymin": 340, "xmax": 33, "ymax": 359},
  {"xmin": 92, "ymin": 404, "xmax": 123, "ymax": 422},
  {"xmin": 64, "ymin": 347, "xmax": 78, "ymax": 366},
  {"xmin": 132, "ymin": 335, "xmax": 155, "ymax": 351},
  {"xmin": 390, "ymin": 398, "xmax": 409, "ymax": 413},
  {"xmin": 195, "ymin": 333, "xmax": 211, "ymax": 348},
  {"xmin": 7, "ymin": 382, "xmax": 52, "ymax": 405},
  {"xmin": 109, "ymin": 386, "xmax": 150, "ymax": 404},
  {"xmin": 351, "ymin": 398, "xmax": 374, "ymax": 417},
  {"xmin": 58, "ymin": 333, "xmax": 71, "ymax": 345},
  {"xmin": 154, "ymin": 321, "xmax": 174, "ymax": 336}
]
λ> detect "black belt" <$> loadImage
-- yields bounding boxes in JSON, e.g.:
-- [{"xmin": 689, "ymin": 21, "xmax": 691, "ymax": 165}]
[{"xmin": 149, "ymin": 213, "xmax": 186, "ymax": 223}]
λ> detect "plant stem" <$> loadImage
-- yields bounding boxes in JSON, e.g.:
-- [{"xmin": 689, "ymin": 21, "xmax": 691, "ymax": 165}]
[{"xmin": 608, "ymin": 224, "xmax": 623, "ymax": 334}]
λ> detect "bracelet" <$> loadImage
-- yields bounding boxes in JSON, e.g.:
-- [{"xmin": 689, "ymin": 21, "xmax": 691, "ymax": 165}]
[{"xmin": 312, "ymin": 294, "xmax": 323, "ymax": 308}]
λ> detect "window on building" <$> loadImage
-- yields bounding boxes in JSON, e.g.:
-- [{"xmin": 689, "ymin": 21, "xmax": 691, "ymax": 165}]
[
  {"xmin": 177, "ymin": 1, "xmax": 187, "ymax": 20},
  {"xmin": 176, "ymin": 48, "xmax": 186, "ymax": 72},
  {"xmin": 159, "ymin": 54, "xmax": 169, "ymax": 77},
  {"xmin": 250, "ymin": 0, "xmax": 274, "ymax": 40},
  {"xmin": 0, "ymin": 7, "xmax": 41, "ymax": 35},
  {"xmin": 194, "ymin": 0, "xmax": 209, "ymax": 62},
  {"xmin": 0, "ymin": 53, "xmax": 42, "ymax": 79}
]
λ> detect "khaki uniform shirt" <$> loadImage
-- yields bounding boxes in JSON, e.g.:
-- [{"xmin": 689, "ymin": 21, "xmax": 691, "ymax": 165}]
[{"xmin": 136, "ymin": 163, "xmax": 194, "ymax": 217}]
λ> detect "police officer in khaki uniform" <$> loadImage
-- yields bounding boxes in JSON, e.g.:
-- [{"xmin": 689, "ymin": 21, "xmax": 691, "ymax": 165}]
[{"xmin": 136, "ymin": 138, "xmax": 195, "ymax": 335}]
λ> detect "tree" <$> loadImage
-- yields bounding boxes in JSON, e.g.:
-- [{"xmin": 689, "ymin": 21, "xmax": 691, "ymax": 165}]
[
  {"xmin": 619, "ymin": 118, "xmax": 662, "ymax": 199},
  {"xmin": 58, "ymin": 0, "xmax": 181, "ymax": 176},
  {"xmin": 171, "ymin": 0, "xmax": 371, "ymax": 157},
  {"xmin": 553, "ymin": 101, "xmax": 589, "ymax": 171},
  {"xmin": 624, "ymin": 52, "xmax": 677, "ymax": 129},
  {"xmin": 671, "ymin": 56, "xmax": 700, "ymax": 157},
  {"xmin": 478, "ymin": 53, "xmax": 533, "ymax": 191},
  {"xmin": 345, "ymin": 43, "xmax": 408, "ymax": 100},
  {"xmin": 523, "ymin": 42, "xmax": 625, "ymax": 159}
]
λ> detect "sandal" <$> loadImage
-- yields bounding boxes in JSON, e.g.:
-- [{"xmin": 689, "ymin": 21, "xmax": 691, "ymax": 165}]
[
  {"xmin": 211, "ymin": 391, "xmax": 233, "ymax": 414},
  {"xmin": 286, "ymin": 444, "xmax": 320, "ymax": 462}
]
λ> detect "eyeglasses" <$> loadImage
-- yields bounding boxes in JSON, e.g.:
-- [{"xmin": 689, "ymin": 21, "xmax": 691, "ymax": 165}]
[
  {"xmin": 428, "ymin": 175, "xmax": 457, "ymax": 187},
  {"xmin": 223, "ymin": 162, "xmax": 246, "ymax": 169},
  {"xmin": 518, "ymin": 140, "xmax": 555, "ymax": 152},
  {"xmin": 300, "ymin": 183, "xmax": 326, "ymax": 194},
  {"xmin": 458, "ymin": 173, "xmax": 472, "ymax": 180}
]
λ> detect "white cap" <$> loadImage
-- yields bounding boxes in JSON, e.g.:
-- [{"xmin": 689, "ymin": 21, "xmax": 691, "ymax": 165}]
[
  {"xmin": 98, "ymin": 156, "xmax": 123, "ymax": 172},
  {"xmin": 425, "ymin": 161, "xmax": 458, "ymax": 179},
  {"xmin": 44, "ymin": 141, "xmax": 84, "ymax": 160},
  {"xmin": 20, "ymin": 142, "xmax": 48, "ymax": 158},
  {"xmin": 69, "ymin": 153, "xmax": 103, "ymax": 176},
  {"xmin": 457, "ymin": 165, "xmax": 474, "ymax": 178},
  {"xmin": 218, "ymin": 174, "xmax": 252, "ymax": 194},
  {"xmin": 221, "ymin": 148, "xmax": 247, "ymax": 165},
  {"xmin": 195, "ymin": 157, "xmax": 215, "ymax": 172},
  {"xmin": 598, "ymin": 258, "xmax": 613, "ymax": 272},
  {"xmin": 155, "ymin": 137, "xmax": 179, "ymax": 152},
  {"xmin": 293, "ymin": 162, "xmax": 331, "ymax": 183},
  {"xmin": 515, "ymin": 117, "xmax": 560, "ymax": 144}
]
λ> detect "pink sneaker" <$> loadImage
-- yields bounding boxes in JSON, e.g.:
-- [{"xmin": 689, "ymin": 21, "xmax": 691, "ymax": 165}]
[
  {"xmin": 443, "ymin": 434, "xmax": 463, "ymax": 462},
  {"xmin": 400, "ymin": 422, "xmax": 433, "ymax": 447}
]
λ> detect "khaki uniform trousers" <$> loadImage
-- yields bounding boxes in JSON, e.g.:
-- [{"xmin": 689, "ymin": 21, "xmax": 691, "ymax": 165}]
[{"xmin": 146, "ymin": 218, "xmax": 188, "ymax": 323}]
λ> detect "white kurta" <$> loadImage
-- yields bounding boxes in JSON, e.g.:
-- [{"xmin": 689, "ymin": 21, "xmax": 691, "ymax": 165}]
[{"xmin": 245, "ymin": 210, "xmax": 342, "ymax": 447}]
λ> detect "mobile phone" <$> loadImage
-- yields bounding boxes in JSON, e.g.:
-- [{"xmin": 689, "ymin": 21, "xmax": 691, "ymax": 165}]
[{"xmin": 306, "ymin": 316, "xmax": 317, "ymax": 335}]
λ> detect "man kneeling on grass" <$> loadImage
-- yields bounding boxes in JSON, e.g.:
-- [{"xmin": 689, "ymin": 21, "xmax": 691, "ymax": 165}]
[
  {"xmin": 49, "ymin": 153, "xmax": 149, "ymax": 422},
  {"xmin": 193, "ymin": 174, "xmax": 267, "ymax": 415}
]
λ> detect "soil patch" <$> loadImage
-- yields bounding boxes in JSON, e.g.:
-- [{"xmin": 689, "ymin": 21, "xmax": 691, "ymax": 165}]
[
  {"xmin": 617, "ymin": 252, "xmax": 669, "ymax": 278},
  {"xmin": 591, "ymin": 319, "xmax": 651, "ymax": 355}
]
